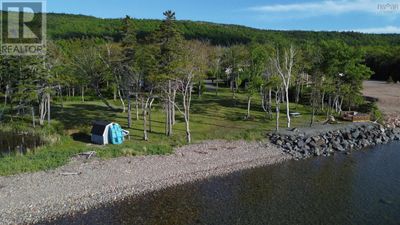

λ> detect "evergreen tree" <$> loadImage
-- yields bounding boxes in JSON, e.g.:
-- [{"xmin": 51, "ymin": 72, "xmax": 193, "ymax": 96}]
[
  {"xmin": 121, "ymin": 15, "xmax": 137, "ymax": 65},
  {"xmin": 155, "ymin": 10, "xmax": 184, "ymax": 136},
  {"xmin": 120, "ymin": 15, "xmax": 141, "ymax": 127},
  {"xmin": 156, "ymin": 10, "xmax": 183, "ymax": 80}
]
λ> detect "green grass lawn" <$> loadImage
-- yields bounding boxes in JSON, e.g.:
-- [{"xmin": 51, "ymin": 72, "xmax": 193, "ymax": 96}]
[{"xmin": 0, "ymin": 88, "xmax": 323, "ymax": 176}]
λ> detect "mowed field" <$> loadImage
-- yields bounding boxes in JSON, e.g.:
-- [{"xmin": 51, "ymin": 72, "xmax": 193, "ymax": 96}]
[{"xmin": 0, "ymin": 88, "xmax": 321, "ymax": 176}]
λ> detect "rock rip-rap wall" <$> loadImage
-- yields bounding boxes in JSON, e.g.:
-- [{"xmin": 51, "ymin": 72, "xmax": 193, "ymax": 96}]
[{"xmin": 269, "ymin": 123, "xmax": 400, "ymax": 159}]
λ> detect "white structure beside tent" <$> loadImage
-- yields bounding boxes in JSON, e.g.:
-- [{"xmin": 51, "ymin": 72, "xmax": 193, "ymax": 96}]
[{"xmin": 91, "ymin": 121, "xmax": 113, "ymax": 145}]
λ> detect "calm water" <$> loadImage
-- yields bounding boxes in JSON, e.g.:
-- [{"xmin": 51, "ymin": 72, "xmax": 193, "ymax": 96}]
[
  {"xmin": 47, "ymin": 142, "xmax": 400, "ymax": 225},
  {"xmin": 0, "ymin": 131, "xmax": 43, "ymax": 156}
]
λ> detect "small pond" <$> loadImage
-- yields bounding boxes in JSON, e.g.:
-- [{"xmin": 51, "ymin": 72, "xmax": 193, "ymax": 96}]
[{"xmin": 0, "ymin": 131, "xmax": 44, "ymax": 156}]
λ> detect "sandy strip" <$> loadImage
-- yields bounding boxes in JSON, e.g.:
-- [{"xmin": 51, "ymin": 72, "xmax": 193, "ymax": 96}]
[{"xmin": 0, "ymin": 140, "xmax": 291, "ymax": 225}]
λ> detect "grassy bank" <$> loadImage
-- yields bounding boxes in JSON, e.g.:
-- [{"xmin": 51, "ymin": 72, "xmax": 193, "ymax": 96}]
[{"xmin": 0, "ymin": 89, "xmax": 322, "ymax": 176}]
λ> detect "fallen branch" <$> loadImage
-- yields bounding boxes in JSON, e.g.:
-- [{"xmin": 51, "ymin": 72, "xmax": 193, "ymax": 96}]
[
  {"xmin": 60, "ymin": 172, "xmax": 81, "ymax": 176},
  {"xmin": 194, "ymin": 150, "xmax": 208, "ymax": 155},
  {"xmin": 78, "ymin": 151, "xmax": 97, "ymax": 159}
]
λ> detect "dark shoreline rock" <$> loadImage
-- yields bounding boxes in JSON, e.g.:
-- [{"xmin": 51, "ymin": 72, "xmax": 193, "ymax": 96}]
[{"xmin": 268, "ymin": 122, "xmax": 400, "ymax": 160}]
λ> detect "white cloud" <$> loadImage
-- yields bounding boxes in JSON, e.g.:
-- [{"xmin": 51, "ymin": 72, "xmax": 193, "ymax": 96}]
[
  {"xmin": 248, "ymin": 0, "xmax": 395, "ymax": 15},
  {"xmin": 353, "ymin": 25, "xmax": 400, "ymax": 33}
]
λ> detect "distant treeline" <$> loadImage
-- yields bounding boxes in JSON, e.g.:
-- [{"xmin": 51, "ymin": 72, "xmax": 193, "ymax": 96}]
[
  {"xmin": 45, "ymin": 13, "xmax": 400, "ymax": 82},
  {"xmin": 1, "ymin": 11, "xmax": 400, "ymax": 81},
  {"xmin": 44, "ymin": 13, "xmax": 400, "ymax": 47}
]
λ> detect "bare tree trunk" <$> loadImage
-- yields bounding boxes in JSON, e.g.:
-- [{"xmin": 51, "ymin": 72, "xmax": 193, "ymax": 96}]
[
  {"xmin": 92, "ymin": 83, "xmax": 114, "ymax": 110},
  {"xmin": 143, "ymin": 99, "xmax": 148, "ymax": 141},
  {"xmin": 185, "ymin": 116, "xmax": 191, "ymax": 143},
  {"xmin": 261, "ymin": 89, "xmax": 267, "ymax": 117},
  {"xmin": 273, "ymin": 46, "xmax": 295, "ymax": 128},
  {"xmin": 172, "ymin": 89, "xmax": 176, "ymax": 125},
  {"xmin": 165, "ymin": 81, "xmax": 172, "ymax": 136},
  {"xmin": 39, "ymin": 94, "xmax": 47, "ymax": 126},
  {"xmin": 261, "ymin": 88, "xmax": 272, "ymax": 119},
  {"xmin": 285, "ymin": 87, "xmax": 291, "ymax": 128},
  {"xmin": 169, "ymin": 98, "xmax": 173, "ymax": 135},
  {"xmin": 127, "ymin": 94, "xmax": 132, "ymax": 128},
  {"xmin": 143, "ymin": 112, "xmax": 148, "ymax": 140},
  {"xmin": 183, "ymin": 86, "xmax": 192, "ymax": 143},
  {"xmin": 231, "ymin": 80, "xmax": 236, "ymax": 99},
  {"xmin": 327, "ymin": 95, "xmax": 331, "ymax": 118},
  {"xmin": 149, "ymin": 98, "xmax": 154, "ymax": 132},
  {"xmin": 4, "ymin": 84, "xmax": 9, "ymax": 106},
  {"xmin": 275, "ymin": 92, "xmax": 280, "ymax": 132},
  {"xmin": 269, "ymin": 88, "xmax": 272, "ymax": 105},
  {"xmin": 135, "ymin": 93, "xmax": 139, "ymax": 120},
  {"xmin": 165, "ymin": 101, "xmax": 169, "ymax": 135},
  {"xmin": 339, "ymin": 97, "xmax": 344, "ymax": 114},
  {"xmin": 39, "ymin": 100, "xmax": 44, "ymax": 126},
  {"xmin": 168, "ymin": 81, "xmax": 173, "ymax": 136},
  {"xmin": 31, "ymin": 106, "xmax": 35, "ymax": 128},
  {"xmin": 246, "ymin": 96, "xmax": 251, "ymax": 119},
  {"xmin": 47, "ymin": 93, "xmax": 51, "ymax": 125},
  {"xmin": 334, "ymin": 95, "xmax": 339, "ymax": 113},
  {"xmin": 58, "ymin": 85, "xmax": 64, "ymax": 112},
  {"xmin": 198, "ymin": 81, "xmax": 201, "ymax": 98},
  {"xmin": 72, "ymin": 87, "xmax": 75, "ymax": 97},
  {"xmin": 113, "ymin": 85, "xmax": 117, "ymax": 101},
  {"xmin": 310, "ymin": 106, "xmax": 316, "ymax": 127},
  {"xmin": 164, "ymin": 102, "xmax": 170, "ymax": 136},
  {"xmin": 310, "ymin": 90, "xmax": 316, "ymax": 127},
  {"xmin": 295, "ymin": 78, "xmax": 301, "ymax": 104},
  {"xmin": 216, "ymin": 81, "xmax": 219, "ymax": 96},
  {"xmin": 1, "ymin": 85, "xmax": 9, "ymax": 120},
  {"xmin": 118, "ymin": 89, "xmax": 126, "ymax": 113},
  {"xmin": 81, "ymin": 86, "xmax": 85, "ymax": 102}
]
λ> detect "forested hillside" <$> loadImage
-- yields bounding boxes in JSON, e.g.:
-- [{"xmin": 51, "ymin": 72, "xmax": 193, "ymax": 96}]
[
  {"xmin": 46, "ymin": 13, "xmax": 400, "ymax": 46},
  {"xmin": 44, "ymin": 13, "xmax": 400, "ymax": 81}
]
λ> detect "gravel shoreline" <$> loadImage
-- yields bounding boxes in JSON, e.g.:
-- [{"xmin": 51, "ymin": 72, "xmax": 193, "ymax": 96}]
[{"xmin": 0, "ymin": 140, "xmax": 291, "ymax": 225}]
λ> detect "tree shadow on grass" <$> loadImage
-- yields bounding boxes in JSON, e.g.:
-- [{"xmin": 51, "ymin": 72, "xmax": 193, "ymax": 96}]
[
  {"xmin": 127, "ymin": 127, "xmax": 168, "ymax": 136},
  {"xmin": 52, "ymin": 103, "xmax": 124, "ymax": 130},
  {"xmin": 194, "ymin": 98, "xmax": 248, "ymax": 110},
  {"xmin": 71, "ymin": 132, "xmax": 92, "ymax": 144}
]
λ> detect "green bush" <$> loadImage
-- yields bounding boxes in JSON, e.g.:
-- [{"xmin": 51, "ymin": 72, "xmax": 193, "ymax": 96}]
[{"xmin": 387, "ymin": 76, "xmax": 394, "ymax": 83}]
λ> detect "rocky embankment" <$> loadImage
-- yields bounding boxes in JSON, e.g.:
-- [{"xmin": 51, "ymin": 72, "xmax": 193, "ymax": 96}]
[{"xmin": 269, "ymin": 123, "xmax": 400, "ymax": 159}]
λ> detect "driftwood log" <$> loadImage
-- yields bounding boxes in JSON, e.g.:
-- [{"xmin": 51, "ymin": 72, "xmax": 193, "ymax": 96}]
[{"xmin": 78, "ymin": 151, "xmax": 96, "ymax": 159}]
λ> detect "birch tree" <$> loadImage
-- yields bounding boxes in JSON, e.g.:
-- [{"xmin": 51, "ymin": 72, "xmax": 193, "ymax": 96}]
[
  {"xmin": 222, "ymin": 45, "xmax": 247, "ymax": 101},
  {"xmin": 141, "ymin": 89, "xmax": 154, "ymax": 141},
  {"xmin": 172, "ymin": 40, "xmax": 207, "ymax": 143},
  {"xmin": 242, "ymin": 44, "xmax": 268, "ymax": 119},
  {"xmin": 208, "ymin": 46, "xmax": 223, "ymax": 96},
  {"xmin": 272, "ymin": 45, "xmax": 296, "ymax": 128}
]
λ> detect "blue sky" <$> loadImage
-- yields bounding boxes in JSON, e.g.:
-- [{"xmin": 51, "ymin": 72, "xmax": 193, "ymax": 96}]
[{"xmin": 46, "ymin": 0, "xmax": 400, "ymax": 33}]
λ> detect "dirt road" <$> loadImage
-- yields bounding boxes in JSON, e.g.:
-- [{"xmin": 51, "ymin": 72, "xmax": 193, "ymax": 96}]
[
  {"xmin": 363, "ymin": 81, "xmax": 400, "ymax": 115},
  {"xmin": 363, "ymin": 81, "xmax": 400, "ymax": 127}
]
